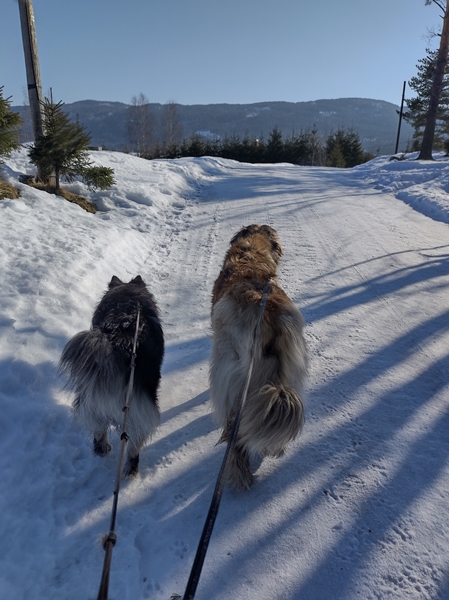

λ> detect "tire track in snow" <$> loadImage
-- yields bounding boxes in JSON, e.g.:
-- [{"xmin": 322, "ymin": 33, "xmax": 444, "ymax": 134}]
[{"xmin": 131, "ymin": 165, "xmax": 231, "ymax": 596}]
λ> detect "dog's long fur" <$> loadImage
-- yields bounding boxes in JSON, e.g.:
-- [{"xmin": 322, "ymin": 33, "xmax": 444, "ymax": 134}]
[
  {"xmin": 60, "ymin": 275, "xmax": 164, "ymax": 477},
  {"xmin": 210, "ymin": 225, "xmax": 307, "ymax": 490}
]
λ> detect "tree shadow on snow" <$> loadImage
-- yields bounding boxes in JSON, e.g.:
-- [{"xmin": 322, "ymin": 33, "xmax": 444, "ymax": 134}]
[
  {"xmin": 301, "ymin": 245, "xmax": 449, "ymax": 324},
  {"xmin": 191, "ymin": 248, "xmax": 449, "ymax": 598},
  {"xmin": 289, "ymin": 354, "xmax": 449, "ymax": 599},
  {"xmin": 193, "ymin": 340, "xmax": 449, "ymax": 599},
  {"xmin": 162, "ymin": 336, "xmax": 211, "ymax": 375}
]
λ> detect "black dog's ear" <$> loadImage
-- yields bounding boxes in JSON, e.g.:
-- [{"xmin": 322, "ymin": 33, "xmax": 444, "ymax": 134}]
[
  {"xmin": 130, "ymin": 275, "xmax": 145, "ymax": 286},
  {"xmin": 109, "ymin": 275, "xmax": 123, "ymax": 289}
]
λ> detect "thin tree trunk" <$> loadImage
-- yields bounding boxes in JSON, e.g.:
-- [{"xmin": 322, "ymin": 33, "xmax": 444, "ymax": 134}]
[
  {"xmin": 55, "ymin": 167, "xmax": 60, "ymax": 196},
  {"xmin": 418, "ymin": 0, "xmax": 449, "ymax": 160}
]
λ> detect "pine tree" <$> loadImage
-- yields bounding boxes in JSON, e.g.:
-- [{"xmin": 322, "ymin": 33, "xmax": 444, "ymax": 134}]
[
  {"xmin": 340, "ymin": 128, "xmax": 366, "ymax": 167},
  {"xmin": 326, "ymin": 128, "xmax": 365, "ymax": 168},
  {"xmin": 308, "ymin": 126, "xmax": 326, "ymax": 166},
  {"xmin": 418, "ymin": 0, "xmax": 449, "ymax": 159},
  {"xmin": 266, "ymin": 127, "xmax": 284, "ymax": 162},
  {"xmin": 404, "ymin": 49, "xmax": 449, "ymax": 150},
  {"xmin": 0, "ymin": 87, "xmax": 22, "ymax": 163},
  {"xmin": 28, "ymin": 98, "xmax": 114, "ymax": 194},
  {"xmin": 327, "ymin": 140, "xmax": 346, "ymax": 168},
  {"xmin": 284, "ymin": 131, "xmax": 310, "ymax": 165}
]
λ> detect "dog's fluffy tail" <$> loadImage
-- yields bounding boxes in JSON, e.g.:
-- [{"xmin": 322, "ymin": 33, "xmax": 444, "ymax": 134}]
[
  {"xmin": 59, "ymin": 328, "xmax": 124, "ymax": 398},
  {"xmin": 238, "ymin": 383, "xmax": 304, "ymax": 457}
]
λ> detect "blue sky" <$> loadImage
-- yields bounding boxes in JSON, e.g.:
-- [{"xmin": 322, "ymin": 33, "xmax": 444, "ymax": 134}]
[{"xmin": 0, "ymin": 0, "xmax": 443, "ymax": 107}]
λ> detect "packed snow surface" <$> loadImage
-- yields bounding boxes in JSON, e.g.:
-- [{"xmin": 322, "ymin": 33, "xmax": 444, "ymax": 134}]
[{"xmin": 1, "ymin": 149, "xmax": 449, "ymax": 599}]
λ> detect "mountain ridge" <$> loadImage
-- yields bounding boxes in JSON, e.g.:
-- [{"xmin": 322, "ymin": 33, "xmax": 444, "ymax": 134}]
[{"xmin": 13, "ymin": 97, "xmax": 413, "ymax": 155}]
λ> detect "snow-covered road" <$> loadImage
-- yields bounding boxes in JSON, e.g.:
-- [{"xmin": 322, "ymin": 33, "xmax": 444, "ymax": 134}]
[{"xmin": 1, "ymin": 151, "xmax": 449, "ymax": 599}]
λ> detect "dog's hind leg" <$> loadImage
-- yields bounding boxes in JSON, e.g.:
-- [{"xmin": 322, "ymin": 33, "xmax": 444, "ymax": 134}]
[
  {"xmin": 217, "ymin": 416, "xmax": 254, "ymax": 490},
  {"xmin": 124, "ymin": 452, "xmax": 139, "ymax": 478},
  {"xmin": 123, "ymin": 440, "xmax": 141, "ymax": 478},
  {"xmin": 122, "ymin": 426, "xmax": 145, "ymax": 478},
  {"xmin": 122, "ymin": 396, "xmax": 160, "ymax": 478},
  {"xmin": 93, "ymin": 429, "xmax": 112, "ymax": 456},
  {"xmin": 226, "ymin": 444, "xmax": 253, "ymax": 491}
]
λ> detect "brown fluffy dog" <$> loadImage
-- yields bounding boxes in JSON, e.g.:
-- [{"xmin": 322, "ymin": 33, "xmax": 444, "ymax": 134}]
[{"xmin": 210, "ymin": 224, "xmax": 308, "ymax": 490}]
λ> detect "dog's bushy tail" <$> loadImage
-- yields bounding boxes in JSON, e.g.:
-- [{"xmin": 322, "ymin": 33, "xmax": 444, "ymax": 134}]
[
  {"xmin": 238, "ymin": 383, "xmax": 305, "ymax": 457},
  {"xmin": 59, "ymin": 328, "xmax": 124, "ymax": 398}
]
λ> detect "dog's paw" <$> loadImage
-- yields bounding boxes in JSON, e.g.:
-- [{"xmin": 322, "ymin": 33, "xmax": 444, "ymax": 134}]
[
  {"xmin": 93, "ymin": 437, "xmax": 112, "ymax": 456},
  {"xmin": 123, "ymin": 455, "xmax": 139, "ymax": 478}
]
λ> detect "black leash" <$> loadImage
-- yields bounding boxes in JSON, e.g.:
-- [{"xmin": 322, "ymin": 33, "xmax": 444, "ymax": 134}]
[
  {"xmin": 96, "ymin": 305, "xmax": 141, "ymax": 600},
  {"xmin": 182, "ymin": 280, "xmax": 271, "ymax": 600}
]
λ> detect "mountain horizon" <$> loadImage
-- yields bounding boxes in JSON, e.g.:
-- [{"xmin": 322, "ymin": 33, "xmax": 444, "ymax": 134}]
[{"xmin": 12, "ymin": 97, "xmax": 413, "ymax": 156}]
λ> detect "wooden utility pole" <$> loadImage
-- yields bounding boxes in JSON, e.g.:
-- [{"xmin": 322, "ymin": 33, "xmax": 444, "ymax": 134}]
[
  {"xmin": 418, "ymin": 0, "xmax": 449, "ymax": 160},
  {"xmin": 18, "ymin": 0, "xmax": 45, "ymax": 144},
  {"xmin": 395, "ymin": 81, "xmax": 406, "ymax": 154}
]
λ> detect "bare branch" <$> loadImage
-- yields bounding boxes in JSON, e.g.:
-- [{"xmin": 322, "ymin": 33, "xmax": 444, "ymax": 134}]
[
  {"xmin": 423, "ymin": 25, "xmax": 440, "ymax": 42},
  {"xmin": 426, "ymin": 0, "xmax": 446, "ymax": 13}
]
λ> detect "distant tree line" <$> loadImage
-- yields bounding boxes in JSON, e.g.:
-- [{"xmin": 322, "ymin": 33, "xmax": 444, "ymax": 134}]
[
  {"xmin": 125, "ymin": 93, "xmax": 371, "ymax": 168},
  {"xmin": 2, "ymin": 88, "xmax": 370, "ymax": 177},
  {"xmin": 139, "ymin": 126, "xmax": 371, "ymax": 168}
]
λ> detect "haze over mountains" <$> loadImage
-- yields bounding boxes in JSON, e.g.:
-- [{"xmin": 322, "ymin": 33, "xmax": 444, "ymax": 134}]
[{"xmin": 13, "ymin": 97, "xmax": 413, "ymax": 156}]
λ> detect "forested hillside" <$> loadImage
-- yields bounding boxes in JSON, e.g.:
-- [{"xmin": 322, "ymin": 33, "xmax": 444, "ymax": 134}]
[{"xmin": 13, "ymin": 97, "xmax": 413, "ymax": 155}]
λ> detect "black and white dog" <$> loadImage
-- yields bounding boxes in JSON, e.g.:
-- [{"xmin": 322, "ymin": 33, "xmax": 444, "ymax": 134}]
[{"xmin": 60, "ymin": 275, "xmax": 164, "ymax": 477}]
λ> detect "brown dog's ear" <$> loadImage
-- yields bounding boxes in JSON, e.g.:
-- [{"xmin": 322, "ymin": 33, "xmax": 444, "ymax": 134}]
[
  {"xmin": 109, "ymin": 275, "xmax": 123, "ymax": 288},
  {"xmin": 271, "ymin": 239, "xmax": 283, "ymax": 258},
  {"xmin": 230, "ymin": 224, "xmax": 259, "ymax": 245},
  {"xmin": 258, "ymin": 225, "xmax": 283, "ymax": 259},
  {"xmin": 130, "ymin": 275, "xmax": 145, "ymax": 286}
]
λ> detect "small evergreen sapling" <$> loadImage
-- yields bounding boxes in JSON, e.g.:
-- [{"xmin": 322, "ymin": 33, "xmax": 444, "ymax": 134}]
[{"xmin": 28, "ymin": 98, "xmax": 114, "ymax": 194}]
